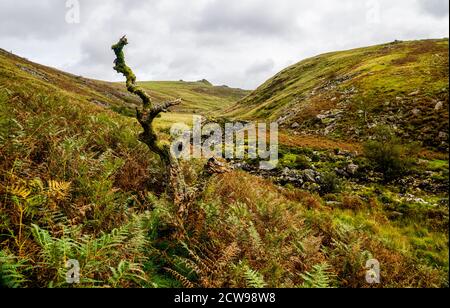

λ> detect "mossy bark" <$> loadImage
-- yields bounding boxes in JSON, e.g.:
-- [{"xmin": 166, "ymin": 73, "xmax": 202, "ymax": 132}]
[{"xmin": 111, "ymin": 36, "xmax": 189, "ymax": 212}]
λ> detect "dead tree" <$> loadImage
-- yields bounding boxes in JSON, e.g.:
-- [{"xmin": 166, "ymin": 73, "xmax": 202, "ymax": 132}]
[{"xmin": 111, "ymin": 36, "xmax": 189, "ymax": 213}]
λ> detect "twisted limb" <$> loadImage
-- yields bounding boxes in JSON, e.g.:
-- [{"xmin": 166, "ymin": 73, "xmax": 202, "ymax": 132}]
[{"xmin": 112, "ymin": 36, "xmax": 189, "ymax": 213}]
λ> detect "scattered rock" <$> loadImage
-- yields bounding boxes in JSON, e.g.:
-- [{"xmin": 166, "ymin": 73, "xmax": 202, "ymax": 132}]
[
  {"xmin": 17, "ymin": 64, "xmax": 49, "ymax": 81},
  {"xmin": 303, "ymin": 169, "xmax": 320, "ymax": 183},
  {"xmin": 346, "ymin": 163, "xmax": 359, "ymax": 175},
  {"xmin": 334, "ymin": 149, "xmax": 355, "ymax": 158},
  {"xmin": 403, "ymin": 193, "xmax": 430, "ymax": 205},
  {"xmin": 335, "ymin": 168, "xmax": 349, "ymax": 178},
  {"xmin": 279, "ymin": 168, "xmax": 304, "ymax": 186},
  {"xmin": 388, "ymin": 211, "xmax": 404, "ymax": 220},
  {"xmin": 291, "ymin": 122, "xmax": 300, "ymax": 129},
  {"xmin": 324, "ymin": 124, "xmax": 335, "ymax": 136},
  {"xmin": 326, "ymin": 201, "xmax": 341, "ymax": 207},
  {"xmin": 206, "ymin": 157, "xmax": 233, "ymax": 174},
  {"xmin": 409, "ymin": 90, "xmax": 420, "ymax": 96},
  {"xmin": 435, "ymin": 101, "xmax": 444, "ymax": 111},
  {"xmin": 411, "ymin": 108, "xmax": 421, "ymax": 116},
  {"xmin": 438, "ymin": 131, "xmax": 448, "ymax": 140},
  {"xmin": 232, "ymin": 162, "xmax": 252, "ymax": 171},
  {"xmin": 90, "ymin": 99, "xmax": 109, "ymax": 108}
]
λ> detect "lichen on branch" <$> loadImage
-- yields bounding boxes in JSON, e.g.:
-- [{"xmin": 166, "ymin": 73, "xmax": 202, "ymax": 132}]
[
  {"xmin": 112, "ymin": 36, "xmax": 151, "ymax": 108},
  {"xmin": 111, "ymin": 36, "xmax": 188, "ymax": 209}
]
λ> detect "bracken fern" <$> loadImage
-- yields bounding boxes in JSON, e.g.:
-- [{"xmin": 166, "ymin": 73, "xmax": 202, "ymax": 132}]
[
  {"xmin": 300, "ymin": 263, "xmax": 334, "ymax": 288},
  {"xmin": 0, "ymin": 250, "xmax": 29, "ymax": 288}
]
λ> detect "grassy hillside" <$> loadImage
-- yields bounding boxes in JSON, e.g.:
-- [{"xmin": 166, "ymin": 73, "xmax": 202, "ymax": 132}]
[
  {"xmin": 0, "ymin": 49, "xmax": 248, "ymax": 119},
  {"xmin": 138, "ymin": 81, "xmax": 250, "ymax": 115},
  {"xmin": 227, "ymin": 39, "xmax": 449, "ymax": 151},
  {"xmin": 0, "ymin": 44, "xmax": 448, "ymax": 288}
]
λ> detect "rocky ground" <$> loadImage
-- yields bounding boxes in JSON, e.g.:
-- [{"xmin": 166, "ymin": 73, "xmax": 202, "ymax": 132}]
[{"xmin": 230, "ymin": 145, "xmax": 449, "ymax": 210}]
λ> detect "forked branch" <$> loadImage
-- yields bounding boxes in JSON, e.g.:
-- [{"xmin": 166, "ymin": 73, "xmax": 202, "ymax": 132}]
[{"xmin": 111, "ymin": 36, "xmax": 189, "ymax": 210}]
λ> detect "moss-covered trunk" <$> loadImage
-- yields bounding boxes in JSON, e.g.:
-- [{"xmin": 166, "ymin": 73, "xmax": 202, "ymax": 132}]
[{"xmin": 111, "ymin": 36, "xmax": 189, "ymax": 213}]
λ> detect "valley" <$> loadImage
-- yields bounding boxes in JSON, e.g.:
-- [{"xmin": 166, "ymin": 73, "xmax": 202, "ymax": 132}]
[{"xmin": 0, "ymin": 39, "xmax": 448, "ymax": 288}]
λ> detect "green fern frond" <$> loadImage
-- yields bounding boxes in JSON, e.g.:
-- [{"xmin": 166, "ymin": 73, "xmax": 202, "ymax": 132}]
[
  {"xmin": 300, "ymin": 263, "xmax": 334, "ymax": 289},
  {"xmin": 248, "ymin": 223, "xmax": 262, "ymax": 250},
  {"xmin": 108, "ymin": 260, "xmax": 147, "ymax": 287},
  {"xmin": 0, "ymin": 250, "xmax": 29, "ymax": 288},
  {"xmin": 243, "ymin": 265, "xmax": 267, "ymax": 288},
  {"xmin": 31, "ymin": 214, "xmax": 151, "ymax": 287}
]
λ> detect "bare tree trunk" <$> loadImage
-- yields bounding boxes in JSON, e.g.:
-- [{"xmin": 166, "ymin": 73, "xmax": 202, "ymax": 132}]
[{"xmin": 111, "ymin": 36, "xmax": 189, "ymax": 214}]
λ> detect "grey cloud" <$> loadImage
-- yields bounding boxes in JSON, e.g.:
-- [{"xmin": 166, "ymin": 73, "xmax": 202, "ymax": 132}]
[
  {"xmin": 192, "ymin": 0, "xmax": 301, "ymax": 37},
  {"xmin": 246, "ymin": 59, "xmax": 275, "ymax": 76},
  {"xmin": 418, "ymin": 0, "xmax": 449, "ymax": 18},
  {"xmin": 0, "ymin": 0, "xmax": 70, "ymax": 39},
  {"xmin": 0, "ymin": 0, "xmax": 448, "ymax": 89}
]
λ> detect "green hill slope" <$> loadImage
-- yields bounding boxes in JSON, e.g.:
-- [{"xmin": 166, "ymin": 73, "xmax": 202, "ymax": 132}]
[
  {"xmin": 227, "ymin": 39, "xmax": 449, "ymax": 151},
  {"xmin": 0, "ymin": 49, "xmax": 248, "ymax": 118},
  {"xmin": 138, "ymin": 81, "xmax": 250, "ymax": 115}
]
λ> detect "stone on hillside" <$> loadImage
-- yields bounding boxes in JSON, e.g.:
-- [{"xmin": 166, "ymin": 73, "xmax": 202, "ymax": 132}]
[
  {"xmin": 335, "ymin": 168, "xmax": 349, "ymax": 178},
  {"xmin": 303, "ymin": 169, "xmax": 319, "ymax": 183},
  {"xmin": 435, "ymin": 101, "xmax": 444, "ymax": 111},
  {"xmin": 324, "ymin": 124, "xmax": 335, "ymax": 136},
  {"xmin": 411, "ymin": 108, "xmax": 421, "ymax": 116},
  {"xmin": 291, "ymin": 122, "xmax": 300, "ymax": 129},
  {"xmin": 91, "ymin": 100, "xmax": 109, "ymax": 108},
  {"xmin": 438, "ymin": 131, "xmax": 448, "ymax": 140},
  {"xmin": 279, "ymin": 168, "xmax": 304, "ymax": 186},
  {"xmin": 409, "ymin": 90, "xmax": 420, "ymax": 96},
  {"xmin": 388, "ymin": 211, "xmax": 404, "ymax": 220},
  {"xmin": 326, "ymin": 201, "xmax": 342, "ymax": 207},
  {"xmin": 17, "ymin": 64, "xmax": 49, "ymax": 81},
  {"xmin": 346, "ymin": 163, "xmax": 359, "ymax": 175}
]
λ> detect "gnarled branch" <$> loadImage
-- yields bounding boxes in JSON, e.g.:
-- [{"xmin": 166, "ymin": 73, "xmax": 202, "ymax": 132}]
[{"xmin": 111, "ymin": 36, "xmax": 189, "ymax": 210}]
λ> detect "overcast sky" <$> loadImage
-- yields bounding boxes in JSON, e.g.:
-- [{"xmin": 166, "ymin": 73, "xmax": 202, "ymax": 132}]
[{"xmin": 0, "ymin": 0, "xmax": 448, "ymax": 89}]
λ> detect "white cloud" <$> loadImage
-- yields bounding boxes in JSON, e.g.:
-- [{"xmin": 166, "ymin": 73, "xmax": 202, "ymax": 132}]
[{"xmin": 0, "ymin": 0, "xmax": 448, "ymax": 89}]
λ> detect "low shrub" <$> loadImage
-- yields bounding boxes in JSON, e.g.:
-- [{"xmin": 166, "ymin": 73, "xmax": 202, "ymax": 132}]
[{"xmin": 364, "ymin": 126, "xmax": 418, "ymax": 181}]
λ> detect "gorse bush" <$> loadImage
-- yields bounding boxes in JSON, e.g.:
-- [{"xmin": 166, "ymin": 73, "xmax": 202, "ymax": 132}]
[
  {"xmin": 319, "ymin": 172, "xmax": 342, "ymax": 195},
  {"xmin": 364, "ymin": 126, "xmax": 418, "ymax": 181}
]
